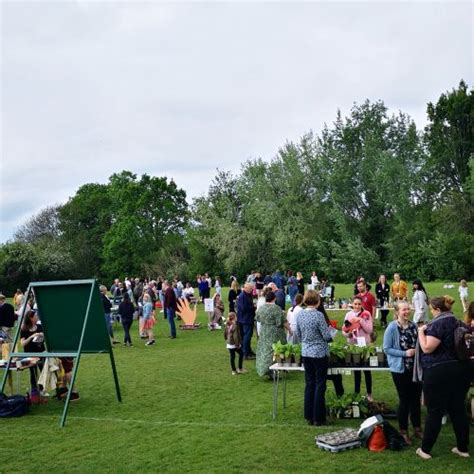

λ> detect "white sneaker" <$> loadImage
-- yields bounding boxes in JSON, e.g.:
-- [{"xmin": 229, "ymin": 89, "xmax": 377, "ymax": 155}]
[{"xmin": 452, "ymin": 447, "xmax": 470, "ymax": 458}]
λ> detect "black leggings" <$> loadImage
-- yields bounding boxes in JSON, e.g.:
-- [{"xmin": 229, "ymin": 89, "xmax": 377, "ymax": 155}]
[
  {"xmin": 391, "ymin": 370, "xmax": 422, "ymax": 430},
  {"xmin": 354, "ymin": 370, "xmax": 372, "ymax": 395},
  {"xmin": 422, "ymin": 361, "xmax": 470, "ymax": 454},
  {"xmin": 380, "ymin": 310, "xmax": 389, "ymax": 326},
  {"xmin": 229, "ymin": 348, "xmax": 243, "ymax": 371},
  {"xmin": 122, "ymin": 320, "xmax": 133, "ymax": 344},
  {"xmin": 29, "ymin": 361, "xmax": 44, "ymax": 390}
]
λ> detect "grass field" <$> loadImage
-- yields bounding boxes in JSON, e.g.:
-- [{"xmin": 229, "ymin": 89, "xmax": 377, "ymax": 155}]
[{"xmin": 2, "ymin": 282, "xmax": 472, "ymax": 473}]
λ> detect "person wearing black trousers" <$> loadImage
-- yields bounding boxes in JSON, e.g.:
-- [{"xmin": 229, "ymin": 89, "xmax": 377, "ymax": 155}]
[
  {"xmin": 416, "ymin": 295, "xmax": 471, "ymax": 460},
  {"xmin": 317, "ymin": 300, "xmax": 344, "ymax": 397},
  {"xmin": 375, "ymin": 274, "xmax": 390, "ymax": 328},
  {"xmin": 118, "ymin": 292, "xmax": 135, "ymax": 346}
]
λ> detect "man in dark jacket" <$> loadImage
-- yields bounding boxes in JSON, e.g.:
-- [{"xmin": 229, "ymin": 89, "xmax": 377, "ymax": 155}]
[
  {"xmin": 269, "ymin": 283, "xmax": 286, "ymax": 310},
  {"xmin": 0, "ymin": 294, "xmax": 16, "ymax": 338},
  {"xmin": 236, "ymin": 283, "xmax": 256, "ymax": 359},
  {"xmin": 163, "ymin": 280, "xmax": 177, "ymax": 339}
]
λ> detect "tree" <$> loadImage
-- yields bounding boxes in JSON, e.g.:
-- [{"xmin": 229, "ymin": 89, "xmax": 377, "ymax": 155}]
[
  {"xmin": 14, "ymin": 205, "xmax": 62, "ymax": 243},
  {"xmin": 59, "ymin": 183, "xmax": 112, "ymax": 279},
  {"xmin": 425, "ymin": 80, "xmax": 474, "ymax": 200},
  {"xmin": 101, "ymin": 171, "xmax": 188, "ymax": 278}
]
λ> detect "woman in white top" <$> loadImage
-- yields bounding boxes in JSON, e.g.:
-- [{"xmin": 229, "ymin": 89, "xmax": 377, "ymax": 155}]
[
  {"xmin": 255, "ymin": 288, "xmax": 267, "ymax": 336},
  {"xmin": 310, "ymin": 272, "xmax": 319, "ymax": 287},
  {"xmin": 214, "ymin": 277, "xmax": 222, "ymax": 296},
  {"xmin": 458, "ymin": 280, "xmax": 468, "ymax": 313},
  {"xmin": 286, "ymin": 294, "xmax": 303, "ymax": 344},
  {"xmin": 411, "ymin": 279, "xmax": 428, "ymax": 324}
]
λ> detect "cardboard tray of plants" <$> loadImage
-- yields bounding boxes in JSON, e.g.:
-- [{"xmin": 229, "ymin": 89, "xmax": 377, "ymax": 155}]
[{"xmin": 315, "ymin": 428, "xmax": 361, "ymax": 453}]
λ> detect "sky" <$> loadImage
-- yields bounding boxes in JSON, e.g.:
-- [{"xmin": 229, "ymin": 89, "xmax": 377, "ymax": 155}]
[{"xmin": 1, "ymin": 0, "xmax": 472, "ymax": 243}]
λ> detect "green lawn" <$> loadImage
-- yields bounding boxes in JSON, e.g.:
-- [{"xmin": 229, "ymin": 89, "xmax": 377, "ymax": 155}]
[{"xmin": 2, "ymin": 282, "xmax": 472, "ymax": 473}]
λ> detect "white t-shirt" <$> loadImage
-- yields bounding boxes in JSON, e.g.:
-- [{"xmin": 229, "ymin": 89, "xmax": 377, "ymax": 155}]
[
  {"xmin": 459, "ymin": 286, "xmax": 468, "ymax": 299},
  {"xmin": 311, "ymin": 275, "xmax": 319, "ymax": 285},
  {"xmin": 412, "ymin": 290, "xmax": 428, "ymax": 323},
  {"xmin": 286, "ymin": 305, "xmax": 303, "ymax": 330}
]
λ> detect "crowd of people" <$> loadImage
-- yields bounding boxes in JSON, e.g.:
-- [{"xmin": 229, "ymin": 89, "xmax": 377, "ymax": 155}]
[
  {"xmin": 225, "ymin": 271, "xmax": 472, "ymax": 460},
  {"xmin": 1, "ymin": 270, "xmax": 472, "ymax": 460}
]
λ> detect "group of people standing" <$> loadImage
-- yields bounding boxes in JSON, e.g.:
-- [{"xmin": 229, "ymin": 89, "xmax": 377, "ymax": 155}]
[
  {"xmin": 383, "ymin": 296, "xmax": 472, "ymax": 459},
  {"xmin": 100, "ymin": 278, "xmax": 180, "ymax": 347},
  {"xmin": 227, "ymin": 271, "xmax": 472, "ymax": 460}
]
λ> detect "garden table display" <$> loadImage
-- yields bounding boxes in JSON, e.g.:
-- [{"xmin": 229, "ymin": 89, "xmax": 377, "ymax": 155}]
[{"xmin": 269, "ymin": 363, "xmax": 390, "ymax": 420}]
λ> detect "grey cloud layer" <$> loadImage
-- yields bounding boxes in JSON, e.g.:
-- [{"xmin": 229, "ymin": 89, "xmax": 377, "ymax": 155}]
[{"xmin": 1, "ymin": 1, "xmax": 472, "ymax": 242}]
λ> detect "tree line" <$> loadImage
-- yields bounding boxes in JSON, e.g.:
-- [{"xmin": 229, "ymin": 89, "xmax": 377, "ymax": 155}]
[{"xmin": 1, "ymin": 81, "xmax": 472, "ymax": 293}]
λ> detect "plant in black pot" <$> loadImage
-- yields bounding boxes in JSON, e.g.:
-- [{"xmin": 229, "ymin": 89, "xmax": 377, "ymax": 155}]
[
  {"xmin": 329, "ymin": 341, "xmax": 346, "ymax": 367},
  {"xmin": 363, "ymin": 345, "xmax": 377, "ymax": 367},
  {"xmin": 376, "ymin": 347, "xmax": 385, "ymax": 366},
  {"xmin": 293, "ymin": 343, "xmax": 302, "ymax": 366},
  {"xmin": 349, "ymin": 344, "xmax": 364, "ymax": 366}
]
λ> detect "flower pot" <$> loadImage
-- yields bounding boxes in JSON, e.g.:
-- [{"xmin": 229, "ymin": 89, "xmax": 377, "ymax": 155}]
[
  {"xmin": 344, "ymin": 353, "xmax": 352, "ymax": 367},
  {"xmin": 351, "ymin": 353, "xmax": 361, "ymax": 365},
  {"xmin": 377, "ymin": 352, "xmax": 385, "ymax": 365}
]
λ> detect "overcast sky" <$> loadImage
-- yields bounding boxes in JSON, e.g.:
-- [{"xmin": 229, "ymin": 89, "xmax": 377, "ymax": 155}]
[{"xmin": 1, "ymin": 0, "xmax": 472, "ymax": 243}]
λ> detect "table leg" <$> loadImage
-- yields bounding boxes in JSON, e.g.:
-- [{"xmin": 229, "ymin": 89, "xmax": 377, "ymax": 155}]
[
  {"xmin": 283, "ymin": 371, "xmax": 287, "ymax": 408},
  {"xmin": 272, "ymin": 370, "xmax": 280, "ymax": 420},
  {"xmin": 7, "ymin": 372, "xmax": 14, "ymax": 395}
]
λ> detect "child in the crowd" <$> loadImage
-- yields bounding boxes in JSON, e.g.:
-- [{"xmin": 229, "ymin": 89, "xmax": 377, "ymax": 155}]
[
  {"xmin": 214, "ymin": 277, "xmax": 222, "ymax": 296},
  {"xmin": 209, "ymin": 293, "xmax": 224, "ymax": 330},
  {"xmin": 142, "ymin": 293, "xmax": 156, "ymax": 346},
  {"xmin": 342, "ymin": 296, "xmax": 374, "ymax": 401},
  {"xmin": 459, "ymin": 280, "xmax": 468, "ymax": 313},
  {"xmin": 224, "ymin": 312, "xmax": 246, "ymax": 375}
]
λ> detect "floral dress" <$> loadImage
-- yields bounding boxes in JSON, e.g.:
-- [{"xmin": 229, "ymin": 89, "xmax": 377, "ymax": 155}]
[{"xmin": 255, "ymin": 303, "xmax": 287, "ymax": 376}]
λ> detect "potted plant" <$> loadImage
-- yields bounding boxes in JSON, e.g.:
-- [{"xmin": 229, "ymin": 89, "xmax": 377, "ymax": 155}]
[
  {"xmin": 349, "ymin": 345, "xmax": 364, "ymax": 366},
  {"xmin": 272, "ymin": 341, "xmax": 286, "ymax": 366},
  {"xmin": 283, "ymin": 343, "xmax": 292, "ymax": 367},
  {"xmin": 344, "ymin": 345, "xmax": 352, "ymax": 367},
  {"xmin": 292, "ymin": 344, "xmax": 302, "ymax": 367},
  {"xmin": 376, "ymin": 347, "xmax": 385, "ymax": 365},
  {"xmin": 329, "ymin": 341, "xmax": 346, "ymax": 367},
  {"xmin": 363, "ymin": 345, "xmax": 377, "ymax": 366}
]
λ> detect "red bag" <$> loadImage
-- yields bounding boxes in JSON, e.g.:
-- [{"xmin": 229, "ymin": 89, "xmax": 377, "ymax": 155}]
[{"xmin": 368, "ymin": 425, "xmax": 387, "ymax": 452}]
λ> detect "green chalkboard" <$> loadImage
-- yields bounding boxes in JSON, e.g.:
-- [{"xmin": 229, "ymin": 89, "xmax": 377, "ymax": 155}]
[
  {"xmin": 33, "ymin": 280, "xmax": 110, "ymax": 353},
  {"xmin": 1, "ymin": 279, "xmax": 121, "ymax": 427}
]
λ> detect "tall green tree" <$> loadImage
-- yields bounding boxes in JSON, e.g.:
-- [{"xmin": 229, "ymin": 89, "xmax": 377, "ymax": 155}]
[
  {"xmin": 59, "ymin": 183, "xmax": 112, "ymax": 279},
  {"xmin": 101, "ymin": 171, "xmax": 188, "ymax": 278}
]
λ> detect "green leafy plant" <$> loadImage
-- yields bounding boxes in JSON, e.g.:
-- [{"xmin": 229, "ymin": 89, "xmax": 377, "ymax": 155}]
[
  {"xmin": 329, "ymin": 341, "xmax": 346, "ymax": 360},
  {"xmin": 272, "ymin": 341, "xmax": 286, "ymax": 362},
  {"xmin": 292, "ymin": 343, "xmax": 302, "ymax": 359},
  {"xmin": 283, "ymin": 343, "xmax": 293, "ymax": 360}
]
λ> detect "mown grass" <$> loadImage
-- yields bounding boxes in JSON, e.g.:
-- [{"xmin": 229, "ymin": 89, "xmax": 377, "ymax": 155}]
[{"xmin": 2, "ymin": 282, "xmax": 472, "ymax": 473}]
